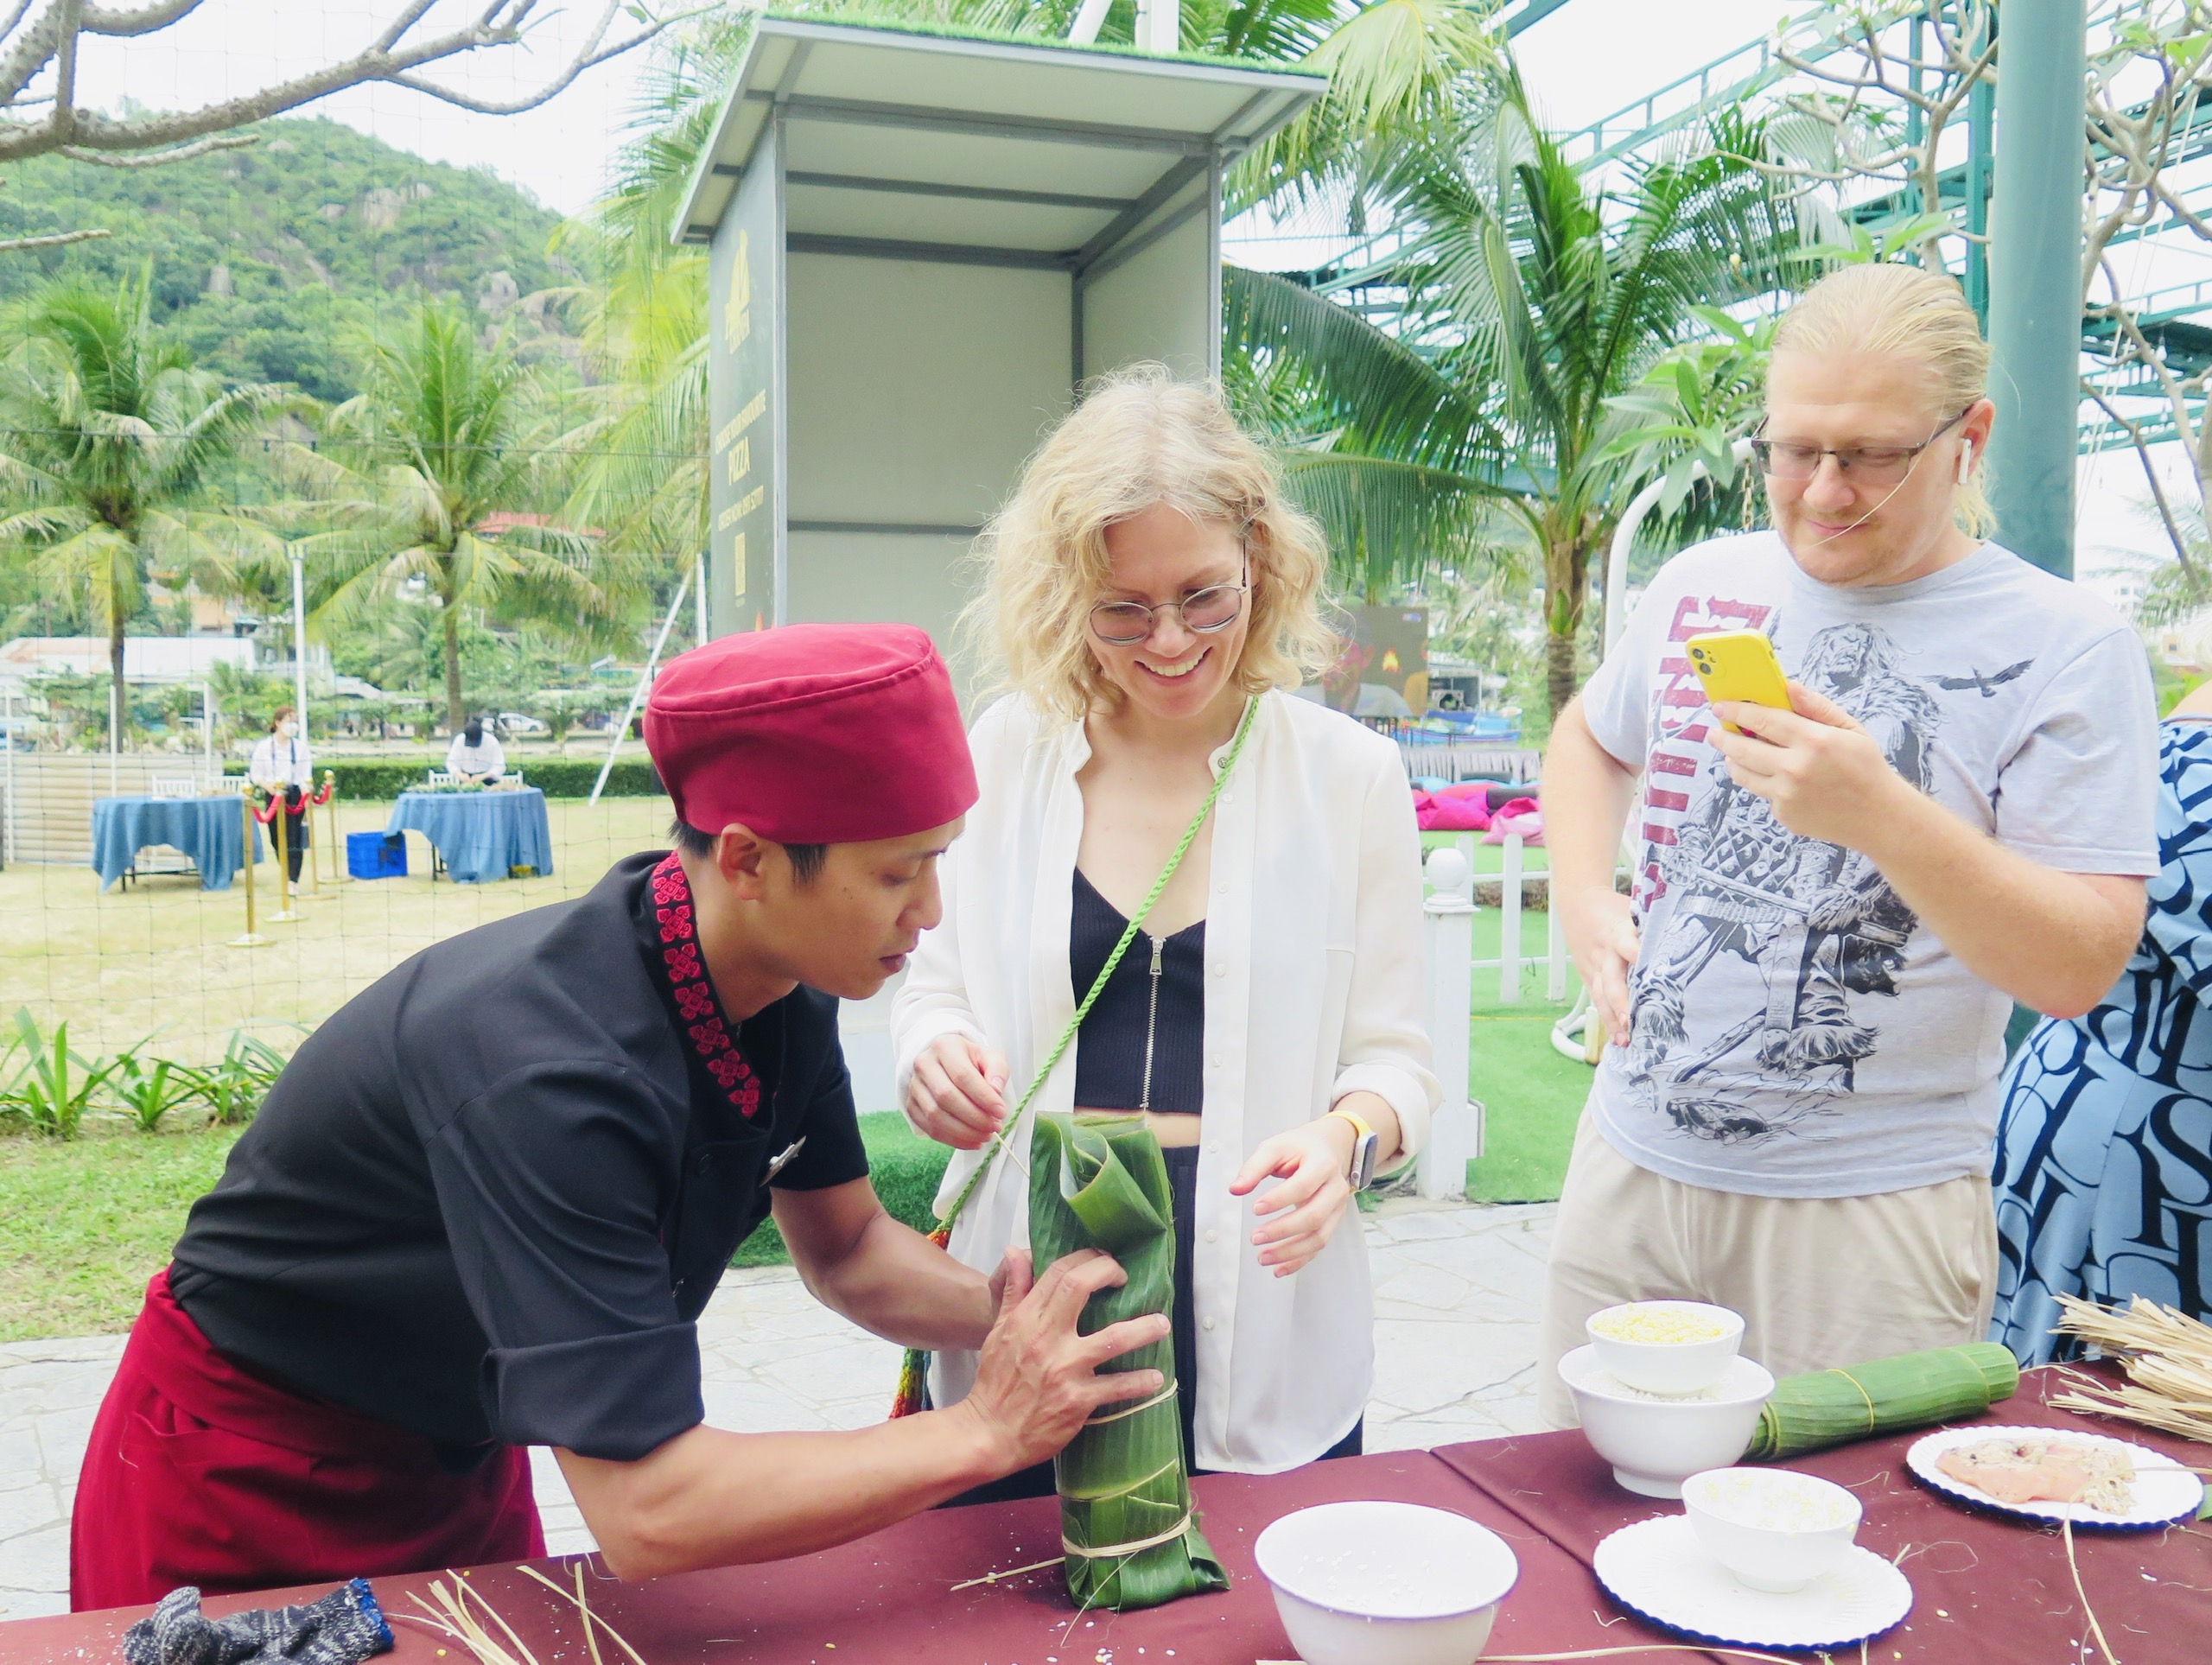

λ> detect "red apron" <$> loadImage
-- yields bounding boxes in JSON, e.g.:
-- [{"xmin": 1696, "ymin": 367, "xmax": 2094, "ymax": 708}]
[{"xmin": 71, "ymin": 1270, "xmax": 543, "ymax": 1612}]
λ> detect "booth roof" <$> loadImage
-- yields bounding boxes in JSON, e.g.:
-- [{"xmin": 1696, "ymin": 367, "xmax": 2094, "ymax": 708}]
[{"xmin": 673, "ymin": 13, "xmax": 1325, "ymax": 268}]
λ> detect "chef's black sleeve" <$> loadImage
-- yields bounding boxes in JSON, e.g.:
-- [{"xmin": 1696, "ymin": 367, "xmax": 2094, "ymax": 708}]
[
  {"xmin": 423, "ymin": 1058, "xmax": 703, "ymax": 1461},
  {"xmin": 769, "ymin": 1039, "xmax": 870, "ymax": 1192}
]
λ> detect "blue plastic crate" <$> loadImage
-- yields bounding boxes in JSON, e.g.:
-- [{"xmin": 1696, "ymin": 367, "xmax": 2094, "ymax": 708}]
[{"xmin": 346, "ymin": 829, "xmax": 408, "ymax": 880}]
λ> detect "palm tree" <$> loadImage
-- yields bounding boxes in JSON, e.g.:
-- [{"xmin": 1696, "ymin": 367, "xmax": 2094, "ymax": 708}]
[
  {"xmin": 276, "ymin": 302, "xmax": 618, "ymax": 732},
  {"xmin": 1225, "ymin": 75, "xmax": 1797, "ymax": 715},
  {"xmin": 0, "ymin": 276, "xmax": 283, "ymax": 744}
]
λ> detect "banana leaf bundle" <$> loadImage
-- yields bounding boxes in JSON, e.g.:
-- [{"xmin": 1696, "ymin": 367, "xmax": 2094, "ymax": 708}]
[
  {"xmin": 1743, "ymin": 1343, "xmax": 2020, "ymax": 1461},
  {"xmin": 1029, "ymin": 1112, "xmax": 1228, "ymax": 1612}
]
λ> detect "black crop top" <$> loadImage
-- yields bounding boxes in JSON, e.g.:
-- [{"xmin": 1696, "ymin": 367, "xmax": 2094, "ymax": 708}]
[{"xmin": 1070, "ymin": 869, "xmax": 1205, "ymax": 1115}]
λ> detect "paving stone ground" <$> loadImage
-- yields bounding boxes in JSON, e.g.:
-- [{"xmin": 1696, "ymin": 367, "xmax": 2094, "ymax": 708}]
[{"xmin": 0, "ymin": 1198, "xmax": 1551, "ymax": 1621}]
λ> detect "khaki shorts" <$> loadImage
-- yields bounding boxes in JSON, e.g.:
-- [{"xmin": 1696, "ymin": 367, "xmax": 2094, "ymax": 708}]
[{"xmin": 1538, "ymin": 1111, "xmax": 1999, "ymax": 1428}]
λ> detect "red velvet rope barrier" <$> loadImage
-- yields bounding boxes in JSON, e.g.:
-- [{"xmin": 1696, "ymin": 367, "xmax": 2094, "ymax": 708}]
[
  {"xmin": 249, "ymin": 791, "xmax": 283, "ymax": 825},
  {"xmin": 308, "ymin": 780, "xmax": 334, "ymax": 807}
]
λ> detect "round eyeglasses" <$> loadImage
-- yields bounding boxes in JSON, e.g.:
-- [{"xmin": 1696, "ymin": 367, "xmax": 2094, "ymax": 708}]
[
  {"xmin": 1089, "ymin": 578, "xmax": 1249, "ymax": 645},
  {"xmin": 1750, "ymin": 408, "xmax": 1970, "ymax": 486}
]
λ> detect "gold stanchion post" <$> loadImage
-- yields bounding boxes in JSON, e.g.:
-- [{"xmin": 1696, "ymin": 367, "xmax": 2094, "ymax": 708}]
[
  {"xmin": 228, "ymin": 786, "xmax": 270, "ymax": 947},
  {"xmin": 323, "ymin": 772, "xmax": 344, "ymax": 887},
  {"xmin": 269, "ymin": 790, "xmax": 301, "ymax": 924}
]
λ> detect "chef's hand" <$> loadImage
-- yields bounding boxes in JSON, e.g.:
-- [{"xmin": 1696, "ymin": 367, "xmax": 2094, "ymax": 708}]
[
  {"xmin": 1712, "ymin": 683, "xmax": 1911, "ymax": 848},
  {"xmin": 1230, "ymin": 1102, "xmax": 1382, "ymax": 1278},
  {"xmin": 906, "ymin": 1033, "xmax": 1009, "ymax": 1150},
  {"xmin": 958, "ymin": 1249, "xmax": 1168, "ymax": 1473},
  {"xmin": 1560, "ymin": 885, "xmax": 1638, "ymax": 1046}
]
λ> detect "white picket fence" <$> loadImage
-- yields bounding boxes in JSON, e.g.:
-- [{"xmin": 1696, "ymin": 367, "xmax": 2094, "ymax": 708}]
[{"xmin": 1426, "ymin": 832, "xmax": 1569, "ymax": 1004}]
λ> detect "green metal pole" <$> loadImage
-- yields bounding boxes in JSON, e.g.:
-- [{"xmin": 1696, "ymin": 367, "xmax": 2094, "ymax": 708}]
[
  {"xmin": 1985, "ymin": 0, "xmax": 2088, "ymax": 579},
  {"xmin": 1963, "ymin": 13, "xmax": 1994, "ymax": 320}
]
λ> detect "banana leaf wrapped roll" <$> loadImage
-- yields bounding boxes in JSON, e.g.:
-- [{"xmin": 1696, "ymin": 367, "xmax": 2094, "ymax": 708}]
[
  {"xmin": 1743, "ymin": 1343, "xmax": 2020, "ymax": 1461},
  {"xmin": 1029, "ymin": 1112, "xmax": 1229, "ymax": 1612}
]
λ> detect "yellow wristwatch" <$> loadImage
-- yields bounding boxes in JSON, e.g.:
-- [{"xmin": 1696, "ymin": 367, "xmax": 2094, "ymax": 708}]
[{"xmin": 1328, "ymin": 1105, "xmax": 1380, "ymax": 1192}]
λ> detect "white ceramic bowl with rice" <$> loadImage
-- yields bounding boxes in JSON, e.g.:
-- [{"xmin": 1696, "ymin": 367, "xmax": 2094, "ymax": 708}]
[
  {"xmin": 1680, "ymin": 1466, "xmax": 1862, "ymax": 1592},
  {"xmin": 1586, "ymin": 1300, "xmax": 1745, "ymax": 1395},
  {"xmin": 1253, "ymin": 1501, "xmax": 1520, "ymax": 1665},
  {"xmin": 1559, "ymin": 1344, "xmax": 1775, "ymax": 1498}
]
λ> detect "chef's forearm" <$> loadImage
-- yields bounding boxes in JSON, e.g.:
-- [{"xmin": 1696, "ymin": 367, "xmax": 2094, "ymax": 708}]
[
  {"xmin": 557, "ymin": 1409, "xmax": 1005, "ymax": 1576},
  {"xmin": 774, "ymin": 1182, "xmax": 994, "ymax": 1350}
]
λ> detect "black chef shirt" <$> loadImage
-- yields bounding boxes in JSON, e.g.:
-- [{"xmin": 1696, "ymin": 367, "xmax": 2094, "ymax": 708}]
[{"xmin": 168, "ymin": 850, "xmax": 869, "ymax": 1465}]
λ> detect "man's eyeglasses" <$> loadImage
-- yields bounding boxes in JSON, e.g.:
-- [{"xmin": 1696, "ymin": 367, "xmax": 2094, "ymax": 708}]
[
  {"xmin": 1089, "ymin": 578, "xmax": 1249, "ymax": 645},
  {"xmin": 1750, "ymin": 409, "xmax": 1970, "ymax": 486}
]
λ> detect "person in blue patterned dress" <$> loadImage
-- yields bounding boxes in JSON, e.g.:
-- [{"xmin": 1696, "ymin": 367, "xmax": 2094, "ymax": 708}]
[{"xmin": 1991, "ymin": 683, "xmax": 2212, "ymax": 1363}]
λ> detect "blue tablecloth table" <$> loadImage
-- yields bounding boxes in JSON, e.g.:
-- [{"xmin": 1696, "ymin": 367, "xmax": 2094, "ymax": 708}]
[
  {"xmin": 91, "ymin": 795, "xmax": 264, "ymax": 892},
  {"xmin": 385, "ymin": 788, "xmax": 553, "ymax": 884}
]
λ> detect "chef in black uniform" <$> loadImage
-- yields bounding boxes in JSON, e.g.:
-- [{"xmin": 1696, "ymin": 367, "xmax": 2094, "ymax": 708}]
[{"xmin": 72, "ymin": 624, "xmax": 1170, "ymax": 1611}]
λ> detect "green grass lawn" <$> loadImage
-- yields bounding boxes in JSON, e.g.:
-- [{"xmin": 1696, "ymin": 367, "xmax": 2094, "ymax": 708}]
[
  {"xmin": 1465, "ymin": 994, "xmax": 1590, "ymax": 1203},
  {"xmin": 0, "ymin": 1125, "xmax": 242, "ymax": 1340}
]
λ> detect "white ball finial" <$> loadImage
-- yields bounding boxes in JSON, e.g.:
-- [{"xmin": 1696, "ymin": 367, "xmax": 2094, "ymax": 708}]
[{"xmin": 1425, "ymin": 845, "xmax": 1472, "ymax": 899}]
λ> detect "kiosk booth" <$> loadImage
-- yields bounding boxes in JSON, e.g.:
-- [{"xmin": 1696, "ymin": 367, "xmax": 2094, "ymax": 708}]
[{"xmin": 675, "ymin": 16, "xmax": 1324, "ymax": 649}]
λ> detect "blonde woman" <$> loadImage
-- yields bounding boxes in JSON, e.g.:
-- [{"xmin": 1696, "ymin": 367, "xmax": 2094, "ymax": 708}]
[
  {"xmin": 893, "ymin": 368, "xmax": 1439, "ymax": 1488},
  {"xmin": 1541, "ymin": 262, "xmax": 2160, "ymax": 1423}
]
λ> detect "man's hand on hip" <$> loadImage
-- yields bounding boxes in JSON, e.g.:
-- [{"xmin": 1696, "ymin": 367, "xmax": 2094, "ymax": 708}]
[
  {"xmin": 1711, "ymin": 683, "xmax": 1913, "ymax": 848},
  {"xmin": 1561, "ymin": 887, "xmax": 1639, "ymax": 1045}
]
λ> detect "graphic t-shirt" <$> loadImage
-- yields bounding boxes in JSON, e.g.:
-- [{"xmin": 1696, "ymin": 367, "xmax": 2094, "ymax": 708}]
[{"xmin": 1580, "ymin": 534, "xmax": 2160, "ymax": 1199}]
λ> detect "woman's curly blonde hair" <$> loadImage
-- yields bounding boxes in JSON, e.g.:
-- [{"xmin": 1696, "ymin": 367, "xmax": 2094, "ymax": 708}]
[{"xmin": 963, "ymin": 365, "xmax": 1338, "ymax": 721}]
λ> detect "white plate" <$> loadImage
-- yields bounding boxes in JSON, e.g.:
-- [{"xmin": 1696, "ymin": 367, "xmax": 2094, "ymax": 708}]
[
  {"xmin": 1593, "ymin": 1516, "xmax": 1912, "ymax": 1653},
  {"xmin": 1906, "ymin": 1424, "xmax": 2204, "ymax": 1531}
]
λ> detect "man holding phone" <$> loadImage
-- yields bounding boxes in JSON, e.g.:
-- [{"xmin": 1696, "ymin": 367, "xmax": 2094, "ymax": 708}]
[{"xmin": 1536, "ymin": 264, "xmax": 2159, "ymax": 1422}]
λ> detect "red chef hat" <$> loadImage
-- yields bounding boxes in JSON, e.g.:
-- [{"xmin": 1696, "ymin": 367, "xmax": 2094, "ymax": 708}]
[{"xmin": 644, "ymin": 624, "xmax": 976, "ymax": 846}]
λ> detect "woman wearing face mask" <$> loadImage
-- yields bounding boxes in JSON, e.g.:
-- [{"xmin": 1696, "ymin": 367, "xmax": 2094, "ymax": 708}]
[
  {"xmin": 248, "ymin": 705, "xmax": 313, "ymax": 882},
  {"xmin": 447, "ymin": 715, "xmax": 506, "ymax": 785},
  {"xmin": 893, "ymin": 367, "xmax": 1440, "ymax": 1490}
]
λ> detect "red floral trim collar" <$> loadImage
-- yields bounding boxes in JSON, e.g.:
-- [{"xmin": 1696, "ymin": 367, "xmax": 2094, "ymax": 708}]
[{"xmin": 648, "ymin": 853, "xmax": 764, "ymax": 1120}]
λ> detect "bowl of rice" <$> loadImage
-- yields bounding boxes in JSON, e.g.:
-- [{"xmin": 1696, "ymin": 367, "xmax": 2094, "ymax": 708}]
[
  {"xmin": 1585, "ymin": 1300, "xmax": 1745, "ymax": 1396},
  {"xmin": 1558, "ymin": 1345, "xmax": 1775, "ymax": 1497},
  {"xmin": 1681, "ymin": 1466, "xmax": 1862, "ymax": 1592}
]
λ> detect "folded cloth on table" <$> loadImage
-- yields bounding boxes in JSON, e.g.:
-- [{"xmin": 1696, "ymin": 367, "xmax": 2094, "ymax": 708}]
[
  {"xmin": 1743, "ymin": 1343, "xmax": 2021, "ymax": 1461},
  {"xmin": 124, "ymin": 1579, "xmax": 393, "ymax": 1665}
]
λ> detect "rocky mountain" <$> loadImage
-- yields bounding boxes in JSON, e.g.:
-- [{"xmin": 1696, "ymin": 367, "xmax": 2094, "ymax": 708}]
[{"xmin": 0, "ymin": 115, "xmax": 582, "ymax": 402}]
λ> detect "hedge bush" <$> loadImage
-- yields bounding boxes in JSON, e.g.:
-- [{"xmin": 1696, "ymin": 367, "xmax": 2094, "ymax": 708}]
[
  {"xmin": 226, "ymin": 759, "xmax": 665, "ymax": 800},
  {"xmin": 733, "ymin": 1111, "xmax": 951, "ymax": 1268}
]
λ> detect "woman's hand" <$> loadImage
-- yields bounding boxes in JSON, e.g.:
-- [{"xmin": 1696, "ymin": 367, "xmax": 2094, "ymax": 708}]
[
  {"xmin": 1229, "ymin": 1116, "xmax": 1360, "ymax": 1278},
  {"xmin": 906, "ymin": 1033, "xmax": 1010, "ymax": 1150}
]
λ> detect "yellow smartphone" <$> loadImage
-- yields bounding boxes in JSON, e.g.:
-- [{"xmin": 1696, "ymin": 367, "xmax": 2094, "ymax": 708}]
[{"xmin": 1684, "ymin": 630, "xmax": 1791, "ymax": 734}]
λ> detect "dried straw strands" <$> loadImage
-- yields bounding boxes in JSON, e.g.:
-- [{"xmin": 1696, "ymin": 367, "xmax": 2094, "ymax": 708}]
[{"xmin": 2052, "ymin": 1294, "xmax": 2212, "ymax": 1445}]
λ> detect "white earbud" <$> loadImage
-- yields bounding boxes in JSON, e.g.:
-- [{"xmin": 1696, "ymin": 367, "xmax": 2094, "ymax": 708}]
[{"xmin": 1957, "ymin": 438, "xmax": 1973, "ymax": 485}]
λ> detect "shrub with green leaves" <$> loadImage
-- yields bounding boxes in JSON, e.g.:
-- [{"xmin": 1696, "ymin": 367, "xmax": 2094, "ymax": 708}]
[{"xmin": 3, "ymin": 1009, "xmax": 118, "ymax": 1139}]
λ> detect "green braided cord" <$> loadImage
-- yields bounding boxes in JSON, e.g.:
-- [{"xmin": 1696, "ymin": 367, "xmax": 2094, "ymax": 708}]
[{"xmin": 931, "ymin": 695, "xmax": 1260, "ymax": 1236}]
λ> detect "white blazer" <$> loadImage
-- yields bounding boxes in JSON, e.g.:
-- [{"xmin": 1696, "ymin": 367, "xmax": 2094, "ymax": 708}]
[{"xmin": 892, "ymin": 688, "xmax": 1440, "ymax": 1472}]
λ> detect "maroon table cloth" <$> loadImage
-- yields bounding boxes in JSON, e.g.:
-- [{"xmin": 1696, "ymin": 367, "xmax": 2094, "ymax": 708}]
[
  {"xmin": 1434, "ymin": 1367, "xmax": 2212, "ymax": 1660},
  {"xmin": 11, "ymin": 1368, "xmax": 2208, "ymax": 1664}
]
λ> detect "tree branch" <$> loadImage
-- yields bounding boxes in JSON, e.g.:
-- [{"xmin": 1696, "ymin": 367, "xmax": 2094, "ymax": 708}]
[
  {"xmin": 2088, "ymin": 384, "xmax": 2199, "ymax": 575},
  {"xmin": 0, "ymin": 0, "xmax": 683, "ymax": 161},
  {"xmin": 0, "ymin": 222, "xmax": 105, "ymax": 250},
  {"xmin": 58, "ymin": 128, "xmax": 251, "ymax": 165}
]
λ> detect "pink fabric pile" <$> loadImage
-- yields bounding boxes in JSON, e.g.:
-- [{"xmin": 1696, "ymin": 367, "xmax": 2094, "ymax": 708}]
[{"xmin": 1410, "ymin": 781, "xmax": 1545, "ymax": 843}]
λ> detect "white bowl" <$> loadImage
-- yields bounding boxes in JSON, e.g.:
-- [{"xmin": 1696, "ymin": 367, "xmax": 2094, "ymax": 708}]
[
  {"xmin": 1253, "ymin": 1501, "xmax": 1520, "ymax": 1665},
  {"xmin": 1585, "ymin": 1300, "xmax": 1745, "ymax": 1395},
  {"xmin": 1681, "ymin": 1466, "xmax": 1862, "ymax": 1592},
  {"xmin": 1558, "ymin": 1344, "xmax": 1775, "ymax": 1498}
]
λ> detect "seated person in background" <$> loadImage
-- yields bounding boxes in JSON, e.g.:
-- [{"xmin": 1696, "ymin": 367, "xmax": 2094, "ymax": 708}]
[
  {"xmin": 1990, "ymin": 677, "xmax": 2212, "ymax": 1363},
  {"xmin": 1540, "ymin": 262, "xmax": 2159, "ymax": 1425},
  {"xmin": 447, "ymin": 715, "xmax": 505, "ymax": 783}
]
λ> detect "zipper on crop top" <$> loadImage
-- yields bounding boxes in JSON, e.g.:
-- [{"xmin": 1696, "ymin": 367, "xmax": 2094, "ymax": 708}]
[{"xmin": 1140, "ymin": 933, "xmax": 1164, "ymax": 1110}]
